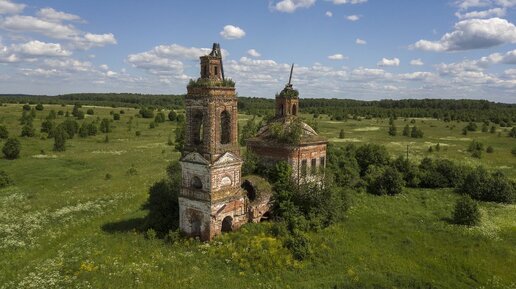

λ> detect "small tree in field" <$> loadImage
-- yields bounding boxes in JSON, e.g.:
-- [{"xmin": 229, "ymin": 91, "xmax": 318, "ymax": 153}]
[
  {"xmin": 2, "ymin": 138, "xmax": 21, "ymax": 159},
  {"xmin": 388, "ymin": 124, "xmax": 397, "ymax": 136},
  {"xmin": 339, "ymin": 129, "xmax": 345, "ymax": 139},
  {"xmin": 402, "ymin": 125, "xmax": 410, "ymax": 136},
  {"xmin": 168, "ymin": 110, "xmax": 177, "ymax": 121},
  {"xmin": 100, "ymin": 118, "xmax": 111, "ymax": 133},
  {"xmin": 53, "ymin": 127, "xmax": 67, "ymax": 151},
  {"xmin": 453, "ymin": 195, "xmax": 480, "ymax": 226},
  {"xmin": 0, "ymin": 125, "xmax": 8, "ymax": 139}
]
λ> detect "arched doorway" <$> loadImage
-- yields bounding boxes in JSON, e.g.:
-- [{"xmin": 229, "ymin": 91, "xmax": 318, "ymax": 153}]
[
  {"xmin": 292, "ymin": 104, "xmax": 297, "ymax": 116},
  {"xmin": 221, "ymin": 216, "xmax": 233, "ymax": 232}
]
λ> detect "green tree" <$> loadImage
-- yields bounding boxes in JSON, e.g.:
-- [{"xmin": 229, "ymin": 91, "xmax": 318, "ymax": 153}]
[
  {"xmin": 40, "ymin": 119, "xmax": 55, "ymax": 134},
  {"xmin": 22, "ymin": 104, "xmax": 31, "ymax": 111},
  {"xmin": 20, "ymin": 124, "xmax": 35, "ymax": 137},
  {"xmin": 367, "ymin": 166, "xmax": 405, "ymax": 196},
  {"xmin": 402, "ymin": 125, "xmax": 410, "ymax": 136},
  {"xmin": 168, "ymin": 110, "xmax": 177, "ymax": 121},
  {"xmin": 0, "ymin": 170, "xmax": 13, "ymax": 188},
  {"xmin": 53, "ymin": 126, "xmax": 67, "ymax": 151},
  {"xmin": 113, "ymin": 113, "xmax": 120, "ymax": 121},
  {"xmin": 339, "ymin": 129, "xmax": 345, "ymax": 139},
  {"xmin": 240, "ymin": 117, "xmax": 258, "ymax": 146},
  {"xmin": 355, "ymin": 144, "xmax": 390, "ymax": 176},
  {"xmin": 155, "ymin": 112, "xmax": 166, "ymax": 123},
  {"xmin": 410, "ymin": 126, "xmax": 424, "ymax": 138},
  {"xmin": 174, "ymin": 120, "xmax": 185, "ymax": 151},
  {"xmin": 2, "ymin": 138, "xmax": 21, "ymax": 159},
  {"xmin": 490, "ymin": 125, "xmax": 496, "ymax": 134},
  {"xmin": 0, "ymin": 125, "xmax": 8, "ymax": 139},
  {"xmin": 143, "ymin": 161, "xmax": 181, "ymax": 237},
  {"xmin": 509, "ymin": 127, "xmax": 516, "ymax": 138},
  {"xmin": 86, "ymin": 108, "xmax": 94, "ymax": 115},
  {"xmin": 453, "ymin": 195, "xmax": 480, "ymax": 226},
  {"xmin": 35, "ymin": 103, "xmax": 44, "ymax": 111},
  {"xmin": 59, "ymin": 119, "xmax": 79, "ymax": 138},
  {"xmin": 388, "ymin": 124, "xmax": 397, "ymax": 136},
  {"xmin": 100, "ymin": 118, "xmax": 111, "ymax": 133}
]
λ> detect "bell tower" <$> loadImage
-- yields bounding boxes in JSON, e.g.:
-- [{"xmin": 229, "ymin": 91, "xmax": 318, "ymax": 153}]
[
  {"xmin": 179, "ymin": 43, "xmax": 247, "ymax": 241},
  {"xmin": 275, "ymin": 64, "xmax": 299, "ymax": 118}
]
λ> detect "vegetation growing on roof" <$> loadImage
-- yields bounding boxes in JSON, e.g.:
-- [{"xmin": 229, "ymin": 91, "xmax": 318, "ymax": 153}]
[
  {"xmin": 187, "ymin": 78, "xmax": 235, "ymax": 88},
  {"xmin": 277, "ymin": 88, "xmax": 299, "ymax": 99}
]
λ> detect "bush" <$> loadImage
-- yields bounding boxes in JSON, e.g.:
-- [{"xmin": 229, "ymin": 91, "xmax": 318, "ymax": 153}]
[
  {"xmin": 284, "ymin": 231, "xmax": 312, "ymax": 261},
  {"xmin": 512, "ymin": 147, "xmax": 516, "ymax": 156},
  {"xmin": 149, "ymin": 121, "xmax": 156, "ymax": 129},
  {"xmin": 135, "ymin": 131, "xmax": 141, "ymax": 137},
  {"xmin": 391, "ymin": 156, "xmax": 420, "ymax": 187},
  {"xmin": 0, "ymin": 125, "xmax": 9, "ymax": 139},
  {"xmin": 86, "ymin": 109, "xmax": 94, "ymax": 115},
  {"xmin": 168, "ymin": 110, "xmax": 177, "ymax": 121},
  {"xmin": 35, "ymin": 103, "xmax": 44, "ymax": 111},
  {"xmin": 139, "ymin": 108, "xmax": 154, "ymax": 118},
  {"xmin": 143, "ymin": 162, "xmax": 180, "ymax": 236},
  {"xmin": 402, "ymin": 125, "xmax": 410, "ymax": 136},
  {"xmin": 20, "ymin": 124, "xmax": 35, "ymax": 137},
  {"xmin": 100, "ymin": 118, "xmax": 111, "ymax": 133},
  {"xmin": 458, "ymin": 167, "xmax": 515, "ymax": 203},
  {"xmin": 388, "ymin": 124, "xmax": 397, "ymax": 136},
  {"xmin": 40, "ymin": 119, "xmax": 55, "ymax": 134},
  {"xmin": 155, "ymin": 112, "xmax": 166, "ymax": 123},
  {"xmin": 486, "ymin": 146, "xmax": 494, "ymax": 153},
  {"xmin": 22, "ymin": 104, "xmax": 31, "ymax": 111},
  {"xmin": 466, "ymin": 122, "xmax": 478, "ymax": 131},
  {"xmin": 355, "ymin": 144, "xmax": 390, "ymax": 176},
  {"xmin": 53, "ymin": 127, "xmax": 67, "ymax": 152},
  {"xmin": 338, "ymin": 129, "xmax": 345, "ymax": 139},
  {"xmin": 2, "ymin": 138, "xmax": 21, "ymax": 159},
  {"xmin": 453, "ymin": 195, "xmax": 480, "ymax": 226},
  {"xmin": 367, "ymin": 166, "xmax": 404, "ymax": 196},
  {"xmin": 410, "ymin": 126, "xmax": 424, "ymax": 138},
  {"xmin": 0, "ymin": 170, "xmax": 13, "ymax": 188},
  {"xmin": 59, "ymin": 119, "xmax": 79, "ymax": 138},
  {"xmin": 418, "ymin": 158, "xmax": 468, "ymax": 188},
  {"xmin": 509, "ymin": 127, "xmax": 516, "ymax": 138},
  {"xmin": 113, "ymin": 113, "xmax": 120, "ymax": 121}
]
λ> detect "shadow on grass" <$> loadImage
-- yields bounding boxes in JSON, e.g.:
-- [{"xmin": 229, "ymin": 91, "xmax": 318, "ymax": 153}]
[{"xmin": 101, "ymin": 217, "xmax": 146, "ymax": 234}]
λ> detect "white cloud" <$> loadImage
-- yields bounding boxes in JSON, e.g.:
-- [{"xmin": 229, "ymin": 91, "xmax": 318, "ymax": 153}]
[
  {"xmin": 346, "ymin": 15, "xmax": 361, "ymax": 21},
  {"xmin": 247, "ymin": 49, "xmax": 261, "ymax": 57},
  {"xmin": 36, "ymin": 8, "xmax": 82, "ymax": 22},
  {"xmin": 410, "ymin": 59, "xmax": 424, "ymax": 66},
  {"xmin": 377, "ymin": 57, "xmax": 400, "ymax": 67},
  {"xmin": 455, "ymin": 7, "xmax": 506, "ymax": 19},
  {"xmin": 0, "ymin": 0, "xmax": 25, "ymax": 14},
  {"xmin": 127, "ymin": 43, "xmax": 227, "ymax": 76},
  {"xmin": 400, "ymin": 71, "xmax": 435, "ymax": 81},
  {"xmin": 328, "ymin": 53, "xmax": 347, "ymax": 60},
  {"xmin": 412, "ymin": 18, "xmax": 516, "ymax": 52},
  {"xmin": 99, "ymin": 64, "xmax": 109, "ymax": 71},
  {"xmin": 355, "ymin": 38, "xmax": 366, "ymax": 45},
  {"xmin": 0, "ymin": 15, "xmax": 78, "ymax": 39},
  {"xmin": 220, "ymin": 25, "xmax": 246, "ymax": 39},
  {"xmin": 43, "ymin": 59, "xmax": 93, "ymax": 72},
  {"xmin": 13, "ymin": 40, "xmax": 71, "ymax": 57},
  {"xmin": 84, "ymin": 33, "xmax": 117, "ymax": 45},
  {"xmin": 272, "ymin": 0, "xmax": 316, "ymax": 13},
  {"xmin": 325, "ymin": 11, "xmax": 333, "ymax": 17},
  {"xmin": 332, "ymin": 0, "xmax": 367, "ymax": 4},
  {"xmin": 455, "ymin": 0, "xmax": 516, "ymax": 10}
]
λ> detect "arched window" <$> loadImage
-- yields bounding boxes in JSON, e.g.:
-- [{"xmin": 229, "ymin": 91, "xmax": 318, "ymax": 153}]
[
  {"xmin": 221, "ymin": 216, "xmax": 233, "ymax": 232},
  {"xmin": 191, "ymin": 176, "xmax": 203, "ymax": 189},
  {"xmin": 220, "ymin": 110, "xmax": 231, "ymax": 144},
  {"xmin": 203, "ymin": 65, "xmax": 208, "ymax": 77},
  {"xmin": 192, "ymin": 110, "xmax": 204, "ymax": 145},
  {"xmin": 279, "ymin": 104, "xmax": 284, "ymax": 116},
  {"xmin": 292, "ymin": 104, "xmax": 297, "ymax": 116}
]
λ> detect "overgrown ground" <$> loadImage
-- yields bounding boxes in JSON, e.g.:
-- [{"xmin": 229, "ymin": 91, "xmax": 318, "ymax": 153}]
[{"xmin": 0, "ymin": 104, "xmax": 515, "ymax": 289}]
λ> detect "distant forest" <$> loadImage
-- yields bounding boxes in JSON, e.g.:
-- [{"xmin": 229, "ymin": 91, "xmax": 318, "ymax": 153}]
[{"xmin": 1, "ymin": 93, "xmax": 515, "ymax": 124}]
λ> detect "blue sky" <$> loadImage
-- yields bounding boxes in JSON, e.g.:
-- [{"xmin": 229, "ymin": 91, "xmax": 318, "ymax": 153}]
[{"xmin": 0, "ymin": 0, "xmax": 515, "ymax": 102}]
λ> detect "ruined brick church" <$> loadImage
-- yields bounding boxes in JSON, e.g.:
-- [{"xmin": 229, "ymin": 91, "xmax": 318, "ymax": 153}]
[{"xmin": 179, "ymin": 43, "xmax": 326, "ymax": 241}]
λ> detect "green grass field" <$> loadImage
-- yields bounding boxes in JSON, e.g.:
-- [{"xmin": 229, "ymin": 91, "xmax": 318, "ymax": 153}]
[{"xmin": 0, "ymin": 103, "xmax": 515, "ymax": 289}]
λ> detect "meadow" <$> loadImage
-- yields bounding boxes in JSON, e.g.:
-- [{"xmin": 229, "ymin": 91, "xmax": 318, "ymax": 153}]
[{"xmin": 0, "ymin": 103, "xmax": 515, "ymax": 289}]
